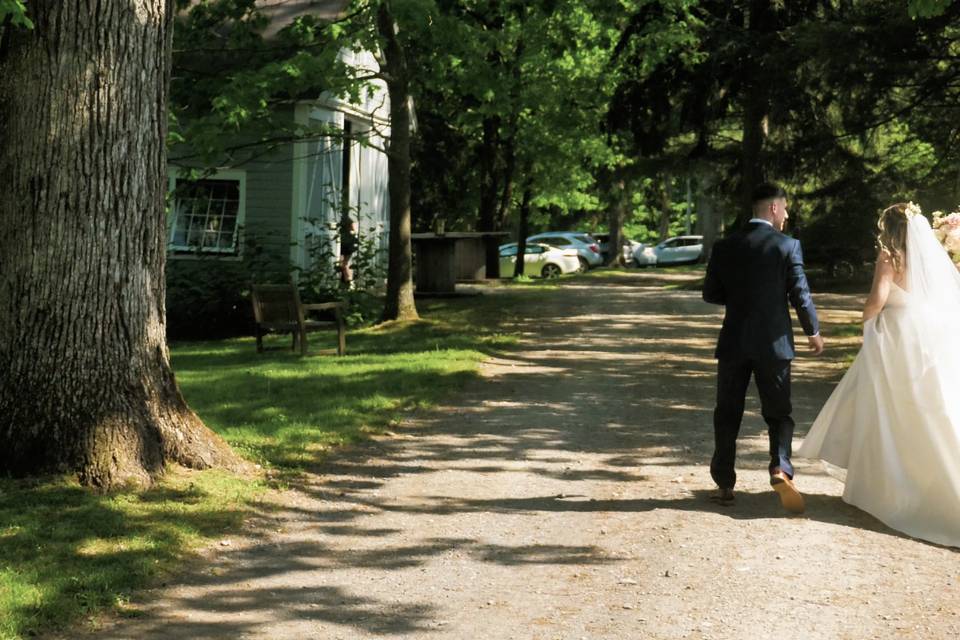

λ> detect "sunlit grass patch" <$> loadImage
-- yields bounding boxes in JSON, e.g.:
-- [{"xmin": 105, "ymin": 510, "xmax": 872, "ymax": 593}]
[{"xmin": 172, "ymin": 340, "xmax": 486, "ymax": 471}]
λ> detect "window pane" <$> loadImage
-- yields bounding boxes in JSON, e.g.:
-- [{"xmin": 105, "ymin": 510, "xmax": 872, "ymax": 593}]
[{"xmin": 170, "ymin": 178, "xmax": 241, "ymax": 253}]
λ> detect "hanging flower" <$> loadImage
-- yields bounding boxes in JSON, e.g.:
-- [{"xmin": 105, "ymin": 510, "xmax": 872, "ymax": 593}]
[{"xmin": 931, "ymin": 206, "xmax": 960, "ymax": 266}]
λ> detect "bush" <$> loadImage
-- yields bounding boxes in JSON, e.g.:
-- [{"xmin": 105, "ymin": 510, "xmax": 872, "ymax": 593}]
[
  {"xmin": 165, "ymin": 218, "xmax": 387, "ymax": 339},
  {"xmin": 296, "ymin": 216, "xmax": 387, "ymax": 327},
  {"xmin": 166, "ymin": 235, "xmax": 289, "ymax": 340}
]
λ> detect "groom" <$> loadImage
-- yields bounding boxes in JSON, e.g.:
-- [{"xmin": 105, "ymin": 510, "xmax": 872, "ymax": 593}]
[{"xmin": 702, "ymin": 182, "xmax": 824, "ymax": 513}]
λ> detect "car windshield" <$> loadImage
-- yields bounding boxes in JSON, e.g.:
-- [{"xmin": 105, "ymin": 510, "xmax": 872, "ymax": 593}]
[
  {"xmin": 574, "ymin": 234, "xmax": 595, "ymax": 244},
  {"xmin": 499, "ymin": 246, "xmax": 517, "ymax": 257}
]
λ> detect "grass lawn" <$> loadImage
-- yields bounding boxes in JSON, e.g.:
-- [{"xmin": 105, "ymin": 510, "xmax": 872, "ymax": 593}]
[
  {"xmin": 172, "ymin": 297, "xmax": 516, "ymax": 472},
  {"xmin": 0, "ymin": 294, "xmax": 517, "ymax": 640}
]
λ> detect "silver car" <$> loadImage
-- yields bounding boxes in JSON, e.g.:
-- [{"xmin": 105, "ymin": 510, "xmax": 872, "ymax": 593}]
[
  {"xmin": 526, "ymin": 232, "xmax": 603, "ymax": 271},
  {"xmin": 633, "ymin": 235, "xmax": 704, "ymax": 266},
  {"xmin": 499, "ymin": 242, "xmax": 581, "ymax": 278}
]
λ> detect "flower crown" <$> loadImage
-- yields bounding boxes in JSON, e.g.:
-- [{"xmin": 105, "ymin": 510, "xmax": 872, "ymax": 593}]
[{"xmin": 905, "ymin": 202, "xmax": 922, "ymax": 218}]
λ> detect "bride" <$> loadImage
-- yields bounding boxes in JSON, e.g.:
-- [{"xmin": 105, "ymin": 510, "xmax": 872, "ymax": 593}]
[{"xmin": 797, "ymin": 203, "xmax": 960, "ymax": 547}]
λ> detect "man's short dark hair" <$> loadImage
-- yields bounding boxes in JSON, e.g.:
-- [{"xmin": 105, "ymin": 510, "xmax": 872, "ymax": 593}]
[{"xmin": 751, "ymin": 182, "xmax": 787, "ymax": 204}]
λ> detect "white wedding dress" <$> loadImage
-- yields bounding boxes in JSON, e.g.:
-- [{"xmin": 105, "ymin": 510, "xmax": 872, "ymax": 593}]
[{"xmin": 797, "ymin": 215, "xmax": 960, "ymax": 547}]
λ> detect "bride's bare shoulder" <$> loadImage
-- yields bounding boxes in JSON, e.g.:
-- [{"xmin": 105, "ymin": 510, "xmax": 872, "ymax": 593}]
[
  {"xmin": 875, "ymin": 249, "xmax": 895, "ymax": 273},
  {"xmin": 875, "ymin": 248, "xmax": 908, "ymax": 287}
]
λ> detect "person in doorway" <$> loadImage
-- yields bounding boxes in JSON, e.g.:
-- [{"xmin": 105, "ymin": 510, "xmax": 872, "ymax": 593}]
[{"xmin": 339, "ymin": 219, "xmax": 358, "ymax": 288}]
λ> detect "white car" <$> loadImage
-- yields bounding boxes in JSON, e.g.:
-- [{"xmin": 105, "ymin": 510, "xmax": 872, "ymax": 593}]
[
  {"xmin": 594, "ymin": 233, "xmax": 643, "ymax": 264},
  {"xmin": 525, "ymin": 232, "xmax": 603, "ymax": 271},
  {"xmin": 633, "ymin": 235, "xmax": 704, "ymax": 266},
  {"xmin": 499, "ymin": 242, "xmax": 581, "ymax": 278}
]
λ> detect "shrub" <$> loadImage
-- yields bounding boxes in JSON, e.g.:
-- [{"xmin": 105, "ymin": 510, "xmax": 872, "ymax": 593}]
[
  {"xmin": 165, "ymin": 234, "xmax": 289, "ymax": 340},
  {"xmin": 296, "ymin": 215, "xmax": 387, "ymax": 326}
]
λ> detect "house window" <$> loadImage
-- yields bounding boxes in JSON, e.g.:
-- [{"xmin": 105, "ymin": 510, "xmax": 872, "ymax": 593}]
[{"xmin": 168, "ymin": 172, "xmax": 245, "ymax": 254}]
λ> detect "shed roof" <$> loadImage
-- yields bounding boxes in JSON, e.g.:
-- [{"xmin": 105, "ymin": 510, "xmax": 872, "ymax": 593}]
[
  {"xmin": 179, "ymin": 1, "xmax": 350, "ymax": 36},
  {"xmin": 256, "ymin": 0, "xmax": 350, "ymax": 29}
]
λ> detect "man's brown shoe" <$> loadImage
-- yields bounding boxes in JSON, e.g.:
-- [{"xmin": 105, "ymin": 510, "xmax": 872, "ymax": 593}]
[{"xmin": 770, "ymin": 471, "xmax": 805, "ymax": 514}]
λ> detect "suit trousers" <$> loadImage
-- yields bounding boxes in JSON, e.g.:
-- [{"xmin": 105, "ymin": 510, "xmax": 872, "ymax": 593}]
[{"xmin": 711, "ymin": 358, "xmax": 794, "ymax": 490}]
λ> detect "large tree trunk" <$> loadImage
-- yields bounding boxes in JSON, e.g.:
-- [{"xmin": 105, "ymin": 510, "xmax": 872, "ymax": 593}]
[
  {"xmin": 477, "ymin": 116, "xmax": 501, "ymax": 278},
  {"xmin": 606, "ymin": 174, "xmax": 628, "ymax": 267},
  {"xmin": 513, "ymin": 184, "xmax": 533, "ymax": 278},
  {"xmin": 378, "ymin": 2, "xmax": 418, "ymax": 321},
  {"xmin": 737, "ymin": 86, "xmax": 766, "ymax": 229},
  {"xmin": 696, "ymin": 169, "xmax": 721, "ymax": 262},
  {"xmin": 496, "ymin": 134, "xmax": 517, "ymax": 231},
  {"xmin": 658, "ymin": 173, "xmax": 672, "ymax": 241},
  {"xmin": 496, "ymin": 37, "xmax": 524, "ymax": 233},
  {"xmin": 734, "ymin": 0, "xmax": 774, "ymax": 230},
  {"xmin": 0, "ymin": 1, "xmax": 242, "ymax": 488}
]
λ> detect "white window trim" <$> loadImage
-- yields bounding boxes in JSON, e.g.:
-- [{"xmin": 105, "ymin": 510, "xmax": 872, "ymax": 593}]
[{"xmin": 167, "ymin": 168, "xmax": 247, "ymax": 257}]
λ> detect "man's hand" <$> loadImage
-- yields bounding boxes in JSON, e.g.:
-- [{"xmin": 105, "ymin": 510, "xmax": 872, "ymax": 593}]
[{"xmin": 807, "ymin": 333, "xmax": 825, "ymax": 356}]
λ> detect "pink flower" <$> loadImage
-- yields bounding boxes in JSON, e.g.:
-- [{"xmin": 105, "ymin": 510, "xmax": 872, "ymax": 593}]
[{"xmin": 944, "ymin": 233, "xmax": 960, "ymax": 253}]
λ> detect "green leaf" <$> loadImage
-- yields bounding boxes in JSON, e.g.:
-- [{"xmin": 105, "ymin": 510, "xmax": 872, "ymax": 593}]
[
  {"xmin": 908, "ymin": 0, "xmax": 953, "ymax": 18},
  {"xmin": 0, "ymin": 0, "xmax": 34, "ymax": 28}
]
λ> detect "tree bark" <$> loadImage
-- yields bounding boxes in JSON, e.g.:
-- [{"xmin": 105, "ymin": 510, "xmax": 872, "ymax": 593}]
[
  {"xmin": 606, "ymin": 174, "xmax": 628, "ymax": 267},
  {"xmin": 737, "ymin": 85, "xmax": 767, "ymax": 229},
  {"xmin": 378, "ymin": 2, "xmax": 418, "ymax": 321},
  {"xmin": 658, "ymin": 173, "xmax": 672, "ymax": 241},
  {"xmin": 0, "ymin": 1, "xmax": 243, "ymax": 488},
  {"xmin": 513, "ymin": 183, "xmax": 533, "ymax": 278},
  {"xmin": 734, "ymin": 0, "xmax": 774, "ymax": 230},
  {"xmin": 496, "ymin": 36, "xmax": 524, "ymax": 233},
  {"xmin": 696, "ymin": 169, "xmax": 721, "ymax": 263},
  {"xmin": 496, "ymin": 133, "xmax": 517, "ymax": 232},
  {"xmin": 477, "ymin": 116, "xmax": 501, "ymax": 278}
]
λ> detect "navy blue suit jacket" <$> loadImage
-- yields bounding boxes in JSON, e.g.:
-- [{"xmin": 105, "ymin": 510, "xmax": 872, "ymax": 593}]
[{"xmin": 703, "ymin": 221, "xmax": 819, "ymax": 361}]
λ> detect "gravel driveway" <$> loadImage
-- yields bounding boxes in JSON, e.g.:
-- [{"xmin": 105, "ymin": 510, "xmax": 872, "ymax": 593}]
[{"xmin": 77, "ymin": 270, "xmax": 960, "ymax": 640}]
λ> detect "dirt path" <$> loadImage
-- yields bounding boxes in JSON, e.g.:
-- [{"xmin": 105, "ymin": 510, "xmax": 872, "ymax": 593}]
[{"xmin": 80, "ymin": 271, "xmax": 958, "ymax": 639}]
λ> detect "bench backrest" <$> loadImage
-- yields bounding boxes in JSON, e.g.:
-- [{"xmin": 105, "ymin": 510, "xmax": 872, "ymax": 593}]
[{"xmin": 251, "ymin": 284, "xmax": 304, "ymax": 325}]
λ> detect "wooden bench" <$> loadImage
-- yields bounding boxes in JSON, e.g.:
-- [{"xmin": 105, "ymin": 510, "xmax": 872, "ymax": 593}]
[{"xmin": 250, "ymin": 283, "xmax": 346, "ymax": 356}]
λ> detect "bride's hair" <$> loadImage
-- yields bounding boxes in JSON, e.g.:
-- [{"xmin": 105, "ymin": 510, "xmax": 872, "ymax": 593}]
[{"xmin": 877, "ymin": 203, "xmax": 909, "ymax": 272}]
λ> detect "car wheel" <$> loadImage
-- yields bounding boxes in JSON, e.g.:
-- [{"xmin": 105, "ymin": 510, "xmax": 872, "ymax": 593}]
[
  {"xmin": 541, "ymin": 263, "xmax": 562, "ymax": 279},
  {"xmin": 830, "ymin": 260, "xmax": 856, "ymax": 279},
  {"xmin": 577, "ymin": 257, "xmax": 589, "ymax": 272}
]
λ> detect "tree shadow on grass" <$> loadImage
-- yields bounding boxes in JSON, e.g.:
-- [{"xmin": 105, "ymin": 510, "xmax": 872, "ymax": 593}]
[{"xmin": 0, "ymin": 472, "xmax": 258, "ymax": 639}]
